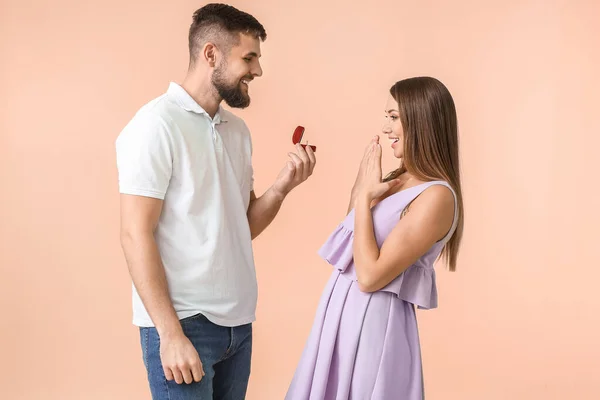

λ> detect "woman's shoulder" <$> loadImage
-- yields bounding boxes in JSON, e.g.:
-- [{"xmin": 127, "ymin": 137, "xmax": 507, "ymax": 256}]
[
  {"xmin": 420, "ymin": 181, "xmax": 455, "ymax": 201},
  {"xmin": 407, "ymin": 181, "xmax": 455, "ymax": 216}
]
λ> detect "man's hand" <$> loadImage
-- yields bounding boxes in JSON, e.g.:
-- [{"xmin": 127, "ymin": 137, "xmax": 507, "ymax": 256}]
[
  {"xmin": 271, "ymin": 143, "xmax": 316, "ymax": 197},
  {"xmin": 120, "ymin": 194, "xmax": 204, "ymax": 385},
  {"xmin": 160, "ymin": 332, "xmax": 205, "ymax": 384},
  {"xmin": 246, "ymin": 143, "xmax": 316, "ymax": 239}
]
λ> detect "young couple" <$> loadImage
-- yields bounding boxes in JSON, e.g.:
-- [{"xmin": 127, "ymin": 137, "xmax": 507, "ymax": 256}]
[{"xmin": 116, "ymin": 4, "xmax": 464, "ymax": 400}]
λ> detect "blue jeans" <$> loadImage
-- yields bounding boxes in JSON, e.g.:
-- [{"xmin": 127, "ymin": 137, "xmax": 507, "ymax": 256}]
[{"xmin": 140, "ymin": 313, "xmax": 252, "ymax": 400}]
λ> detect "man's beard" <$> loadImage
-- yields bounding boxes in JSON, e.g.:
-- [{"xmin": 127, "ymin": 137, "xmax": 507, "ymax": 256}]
[{"xmin": 212, "ymin": 62, "xmax": 250, "ymax": 109}]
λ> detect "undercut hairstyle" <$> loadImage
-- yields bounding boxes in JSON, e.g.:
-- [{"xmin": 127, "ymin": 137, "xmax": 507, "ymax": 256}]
[{"xmin": 188, "ymin": 3, "xmax": 267, "ymax": 67}]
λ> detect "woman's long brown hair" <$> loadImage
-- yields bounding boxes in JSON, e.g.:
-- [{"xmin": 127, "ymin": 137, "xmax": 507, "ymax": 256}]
[{"xmin": 383, "ymin": 77, "xmax": 464, "ymax": 271}]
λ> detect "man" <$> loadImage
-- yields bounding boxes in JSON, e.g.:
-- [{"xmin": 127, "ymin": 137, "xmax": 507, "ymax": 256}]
[{"xmin": 115, "ymin": 4, "xmax": 316, "ymax": 399}]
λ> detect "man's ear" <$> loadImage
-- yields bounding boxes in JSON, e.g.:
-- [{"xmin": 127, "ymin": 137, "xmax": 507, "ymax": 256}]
[{"xmin": 202, "ymin": 42, "xmax": 218, "ymax": 67}]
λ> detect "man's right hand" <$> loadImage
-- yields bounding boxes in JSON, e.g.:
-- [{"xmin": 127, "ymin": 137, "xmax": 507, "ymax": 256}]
[
  {"xmin": 160, "ymin": 332, "xmax": 205, "ymax": 384},
  {"xmin": 119, "ymin": 193, "xmax": 205, "ymax": 385}
]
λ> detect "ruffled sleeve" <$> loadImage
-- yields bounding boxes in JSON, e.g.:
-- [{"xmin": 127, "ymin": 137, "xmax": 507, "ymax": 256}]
[
  {"xmin": 317, "ymin": 224, "xmax": 354, "ymax": 273},
  {"xmin": 317, "ymin": 223, "xmax": 439, "ymax": 310},
  {"xmin": 382, "ymin": 264, "xmax": 438, "ymax": 310}
]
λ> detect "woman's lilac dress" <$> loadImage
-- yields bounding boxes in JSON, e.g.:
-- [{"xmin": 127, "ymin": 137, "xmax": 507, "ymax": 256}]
[{"xmin": 285, "ymin": 181, "xmax": 458, "ymax": 400}]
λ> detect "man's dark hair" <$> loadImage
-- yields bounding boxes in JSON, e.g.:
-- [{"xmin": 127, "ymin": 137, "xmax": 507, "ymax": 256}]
[{"xmin": 188, "ymin": 4, "xmax": 267, "ymax": 66}]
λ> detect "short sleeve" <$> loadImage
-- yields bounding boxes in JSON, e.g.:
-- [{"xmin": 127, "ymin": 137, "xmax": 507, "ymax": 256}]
[
  {"xmin": 247, "ymin": 138, "xmax": 254, "ymax": 192},
  {"xmin": 241, "ymin": 120, "xmax": 254, "ymax": 192},
  {"xmin": 115, "ymin": 111, "xmax": 173, "ymax": 200}
]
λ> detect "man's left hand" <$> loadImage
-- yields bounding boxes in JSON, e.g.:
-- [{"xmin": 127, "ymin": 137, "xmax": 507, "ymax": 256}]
[{"xmin": 271, "ymin": 143, "xmax": 316, "ymax": 198}]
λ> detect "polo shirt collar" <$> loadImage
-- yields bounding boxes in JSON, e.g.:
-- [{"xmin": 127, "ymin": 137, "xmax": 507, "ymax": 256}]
[{"xmin": 167, "ymin": 82, "xmax": 228, "ymax": 123}]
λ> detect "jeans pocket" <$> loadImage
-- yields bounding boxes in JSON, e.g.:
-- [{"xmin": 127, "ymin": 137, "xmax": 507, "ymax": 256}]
[
  {"xmin": 179, "ymin": 312, "xmax": 207, "ymax": 325},
  {"xmin": 140, "ymin": 328, "xmax": 149, "ymax": 369}
]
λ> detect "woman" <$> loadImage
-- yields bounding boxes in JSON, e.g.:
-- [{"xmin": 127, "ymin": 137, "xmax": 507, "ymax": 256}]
[{"xmin": 285, "ymin": 76, "xmax": 464, "ymax": 399}]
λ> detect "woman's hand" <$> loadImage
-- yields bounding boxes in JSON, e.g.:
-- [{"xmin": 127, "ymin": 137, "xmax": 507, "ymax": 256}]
[
  {"xmin": 350, "ymin": 138, "xmax": 374, "ymax": 195},
  {"xmin": 356, "ymin": 136, "xmax": 402, "ymax": 204}
]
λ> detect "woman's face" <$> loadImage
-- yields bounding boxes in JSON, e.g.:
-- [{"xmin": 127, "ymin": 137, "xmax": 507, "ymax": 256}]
[{"xmin": 382, "ymin": 94, "xmax": 404, "ymax": 159}]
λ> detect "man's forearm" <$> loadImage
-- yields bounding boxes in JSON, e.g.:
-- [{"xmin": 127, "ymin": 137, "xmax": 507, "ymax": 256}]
[
  {"xmin": 247, "ymin": 186, "xmax": 286, "ymax": 239},
  {"xmin": 121, "ymin": 231, "xmax": 183, "ymax": 339}
]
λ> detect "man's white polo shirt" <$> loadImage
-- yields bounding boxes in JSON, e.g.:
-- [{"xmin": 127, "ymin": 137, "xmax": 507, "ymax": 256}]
[{"xmin": 116, "ymin": 82, "xmax": 257, "ymax": 328}]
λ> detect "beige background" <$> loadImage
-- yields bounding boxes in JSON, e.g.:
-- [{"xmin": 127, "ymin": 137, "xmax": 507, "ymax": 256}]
[{"xmin": 2, "ymin": 0, "xmax": 599, "ymax": 399}]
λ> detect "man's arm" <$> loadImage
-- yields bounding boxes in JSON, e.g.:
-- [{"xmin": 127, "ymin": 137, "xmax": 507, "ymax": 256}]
[
  {"xmin": 246, "ymin": 189, "xmax": 285, "ymax": 239},
  {"xmin": 116, "ymin": 112, "xmax": 204, "ymax": 384},
  {"xmin": 247, "ymin": 143, "xmax": 316, "ymax": 239},
  {"xmin": 119, "ymin": 194, "xmax": 181, "ymax": 340},
  {"xmin": 120, "ymin": 194, "xmax": 204, "ymax": 385}
]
